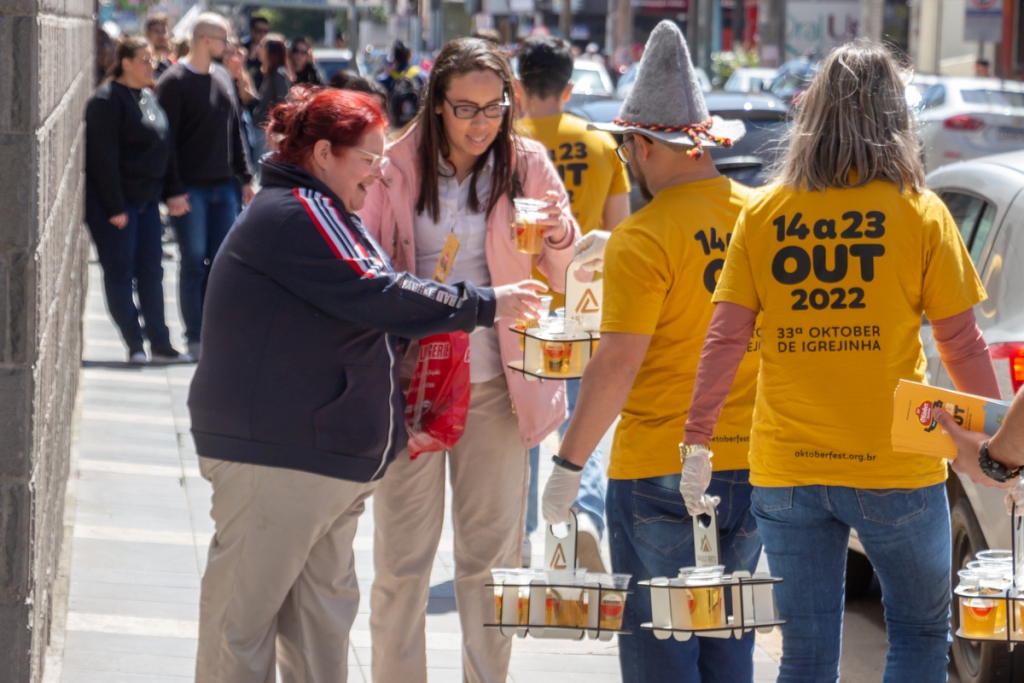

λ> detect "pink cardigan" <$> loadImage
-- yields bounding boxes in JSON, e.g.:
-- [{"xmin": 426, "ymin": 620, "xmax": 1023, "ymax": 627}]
[{"xmin": 359, "ymin": 124, "xmax": 580, "ymax": 449}]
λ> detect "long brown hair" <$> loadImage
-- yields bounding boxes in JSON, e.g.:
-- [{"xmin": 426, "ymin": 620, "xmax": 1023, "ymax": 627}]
[
  {"xmin": 414, "ymin": 37, "xmax": 524, "ymax": 222},
  {"xmin": 262, "ymin": 34, "xmax": 292, "ymax": 80},
  {"xmin": 775, "ymin": 41, "xmax": 925, "ymax": 193}
]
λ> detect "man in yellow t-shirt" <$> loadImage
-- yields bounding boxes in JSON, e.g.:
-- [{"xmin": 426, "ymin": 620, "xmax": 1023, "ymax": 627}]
[
  {"xmin": 540, "ymin": 21, "xmax": 762, "ymax": 683},
  {"xmin": 516, "ymin": 35, "xmax": 631, "ymax": 573}
]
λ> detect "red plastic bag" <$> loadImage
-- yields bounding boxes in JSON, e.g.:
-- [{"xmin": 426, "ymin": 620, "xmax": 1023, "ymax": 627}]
[{"xmin": 404, "ymin": 332, "xmax": 471, "ymax": 458}]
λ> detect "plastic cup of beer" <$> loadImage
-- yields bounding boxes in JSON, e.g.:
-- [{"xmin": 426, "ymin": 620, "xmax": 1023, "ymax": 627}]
[
  {"xmin": 491, "ymin": 569, "xmax": 510, "ymax": 623},
  {"xmin": 977, "ymin": 550, "xmax": 1014, "ymax": 564},
  {"xmin": 959, "ymin": 569, "xmax": 1001, "ymax": 638},
  {"xmin": 588, "ymin": 572, "xmax": 630, "ymax": 631},
  {"xmin": 516, "ymin": 296, "xmax": 552, "ymax": 350},
  {"xmin": 505, "ymin": 570, "xmax": 532, "ymax": 626},
  {"xmin": 968, "ymin": 563, "xmax": 1013, "ymax": 633},
  {"xmin": 545, "ymin": 570, "xmax": 586, "ymax": 627},
  {"xmin": 680, "ymin": 565, "xmax": 726, "ymax": 630},
  {"xmin": 541, "ymin": 335, "xmax": 573, "ymax": 375},
  {"xmin": 512, "ymin": 199, "xmax": 549, "ymax": 254}
]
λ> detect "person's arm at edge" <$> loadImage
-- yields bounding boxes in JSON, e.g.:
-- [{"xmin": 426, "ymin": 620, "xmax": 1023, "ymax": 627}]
[
  {"xmin": 156, "ymin": 74, "xmax": 187, "ymax": 198},
  {"xmin": 557, "ymin": 332, "xmax": 652, "ymax": 467},
  {"xmin": 85, "ymin": 94, "xmax": 127, "ymax": 216},
  {"xmin": 683, "ymin": 301, "xmax": 758, "ymax": 446},
  {"xmin": 930, "ymin": 308, "xmax": 1009, "ymax": 486},
  {"xmin": 601, "ymin": 193, "xmax": 630, "ymax": 231},
  {"xmin": 990, "ymin": 389, "xmax": 1024, "ymax": 469}
]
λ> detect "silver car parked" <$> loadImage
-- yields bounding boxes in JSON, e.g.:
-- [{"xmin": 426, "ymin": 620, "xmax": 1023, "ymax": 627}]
[{"xmin": 917, "ymin": 79, "xmax": 1024, "ymax": 174}]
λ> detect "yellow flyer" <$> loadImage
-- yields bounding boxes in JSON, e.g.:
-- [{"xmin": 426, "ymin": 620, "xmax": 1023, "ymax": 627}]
[{"xmin": 891, "ymin": 380, "xmax": 1011, "ymax": 460}]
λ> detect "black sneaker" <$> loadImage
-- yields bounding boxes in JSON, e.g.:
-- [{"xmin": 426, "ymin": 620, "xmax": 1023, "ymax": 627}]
[{"xmin": 150, "ymin": 346, "xmax": 194, "ymax": 364}]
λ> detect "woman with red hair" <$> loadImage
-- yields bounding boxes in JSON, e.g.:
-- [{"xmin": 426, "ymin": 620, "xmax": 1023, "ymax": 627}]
[{"xmin": 187, "ymin": 87, "xmax": 544, "ymax": 683}]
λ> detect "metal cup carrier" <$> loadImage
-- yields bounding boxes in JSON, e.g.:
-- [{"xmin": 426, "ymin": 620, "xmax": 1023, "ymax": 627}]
[
  {"xmin": 640, "ymin": 495, "xmax": 785, "ymax": 640},
  {"xmin": 485, "ymin": 511, "xmax": 632, "ymax": 640},
  {"xmin": 508, "ymin": 260, "xmax": 601, "ymax": 381},
  {"xmin": 952, "ymin": 503, "xmax": 1024, "ymax": 648},
  {"xmin": 486, "ymin": 499, "xmax": 785, "ymax": 640}
]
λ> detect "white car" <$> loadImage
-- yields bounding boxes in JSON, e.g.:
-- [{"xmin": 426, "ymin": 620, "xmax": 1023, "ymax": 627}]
[
  {"xmin": 904, "ymin": 72, "xmax": 941, "ymax": 109},
  {"xmin": 313, "ymin": 48, "xmax": 362, "ymax": 81},
  {"xmin": 916, "ymin": 78, "xmax": 1024, "ymax": 173},
  {"xmin": 723, "ymin": 67, "xmax": 778, "ymax": 93},
  {"xmin": 614, "ymin": 61, "xmax": 711, "ymax": 100},
  {"xmin": 848, "ymin": 150, "xmax": 1024, "ymax": 683},
  {"xmin": 570, "ymin": 59, "xmax": 615, "ymax": 98},
  {"xmin": 510, "ymin": 57, "xmax": 615, "ymax": 99}
]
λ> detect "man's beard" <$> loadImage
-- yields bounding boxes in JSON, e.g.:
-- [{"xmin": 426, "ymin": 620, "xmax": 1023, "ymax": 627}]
[{"xmin": 634, "ymin": 163, "xmax": 653, "ymax": 202}]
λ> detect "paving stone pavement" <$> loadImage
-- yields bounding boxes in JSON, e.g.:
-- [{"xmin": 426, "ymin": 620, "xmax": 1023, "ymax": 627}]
[{"xmin": 52, "ymin": 257, "xmax": 781, "ymax": 683}]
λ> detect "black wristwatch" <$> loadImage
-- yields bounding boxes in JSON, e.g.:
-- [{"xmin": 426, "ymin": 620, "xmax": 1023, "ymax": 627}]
[
  {"xmin": 552, "ymin": 455, "xmax": 583, "ymax": 472},
  {"xmin": 978, "ymin": 440, "xmax": 1022, "ymax": 482}
]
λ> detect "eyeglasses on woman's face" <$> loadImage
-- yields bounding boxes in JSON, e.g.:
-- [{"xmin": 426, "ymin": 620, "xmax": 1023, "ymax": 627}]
[
  {"xmin": 444, "ymin": 97, "xmax": 510, "ymax": 120},
  {"xmin": 353, "ymin": 147, "xmax": 389, "ymax": 172}
]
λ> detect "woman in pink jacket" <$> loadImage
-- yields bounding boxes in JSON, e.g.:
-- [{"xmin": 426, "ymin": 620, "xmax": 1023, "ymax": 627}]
[{"xmin": 359, "ymin": 37, "xmax": 579, "ymax": 683}]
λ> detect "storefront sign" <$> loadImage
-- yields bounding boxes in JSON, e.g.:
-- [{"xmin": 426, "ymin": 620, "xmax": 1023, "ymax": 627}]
[
  {"xmin": 785, "ymin": 1, "xmax": 858, "ymax": 59},
  {"xmin": 964, "ymin": 0, "xmax": 1003, "ymax": 42},
  {"xmin": 631, "ymin": 0, "xmax": 687, "ymax": 11}
]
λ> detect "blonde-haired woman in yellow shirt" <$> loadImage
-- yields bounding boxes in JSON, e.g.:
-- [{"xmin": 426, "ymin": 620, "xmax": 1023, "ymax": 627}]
[{"xmin": 683, "ymin": 42, "xmax": 1012, "ymax": 683}]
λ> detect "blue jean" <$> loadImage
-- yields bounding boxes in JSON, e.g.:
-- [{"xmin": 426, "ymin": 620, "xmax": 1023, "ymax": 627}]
[
  {"xmin": 170, "ymin": 184, "xmax": 239, "ymax": 343},
  {"xmin": 609, "ymin": 470, "xmax": 762, "ymax": 683},
  {"xmin": 751, "ymin": 483, "xmax": 951, "ymax": 683},
  {"xmin": 85, "ymin": 187, "xmax": 172, "ymax": 353},
  {"xmin": 526, "ymin": 379, "xmax": 607, "ymax": 537}
]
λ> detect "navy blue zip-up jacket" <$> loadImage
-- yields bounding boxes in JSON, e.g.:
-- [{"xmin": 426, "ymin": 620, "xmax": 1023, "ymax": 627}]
[{"xmin": 188, "ymin": 159, "xmax": 497, "ymax": 482}]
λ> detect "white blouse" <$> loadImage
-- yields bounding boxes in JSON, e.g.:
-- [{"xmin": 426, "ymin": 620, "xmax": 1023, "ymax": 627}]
[{"xmin": 413, "ymin": 155, "xmax": 504, "ymax": 383}]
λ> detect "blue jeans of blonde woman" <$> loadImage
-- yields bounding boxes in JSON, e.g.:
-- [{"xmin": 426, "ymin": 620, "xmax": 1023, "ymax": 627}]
[{"xmin": 752, "ymin": 483, "xmax": 951, "ymax": 683}]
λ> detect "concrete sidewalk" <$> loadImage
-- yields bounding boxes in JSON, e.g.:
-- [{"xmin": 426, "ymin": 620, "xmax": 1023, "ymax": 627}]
[{"xmin": 49, "ymin": 259, "xmax": 781, "ymax": 683}]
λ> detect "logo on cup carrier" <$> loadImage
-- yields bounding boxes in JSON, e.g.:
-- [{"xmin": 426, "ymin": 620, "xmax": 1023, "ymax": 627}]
[
  {"xmin": 575, "ymin": 289, "xmax": 600, "ymax": 314},
  {"xmin": 550, "ymin": 543, "xmax": 568, "ymax": 570}
]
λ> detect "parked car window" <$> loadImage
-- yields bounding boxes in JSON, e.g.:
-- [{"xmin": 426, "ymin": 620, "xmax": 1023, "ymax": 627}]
[
  {"xmin": 970, "ymin": 202, "xmax": 997, "ymax": 263},
  {"xmin": 920, "ymin": 84, "xmax": 945, "ymax": 109},
  {"xmin": 960, "ymin": 89, "xmax": 1024, "ymax": 108},
  {"xmin": 940, "ymin": 191, "xmax": 998, "ymax": 266}
]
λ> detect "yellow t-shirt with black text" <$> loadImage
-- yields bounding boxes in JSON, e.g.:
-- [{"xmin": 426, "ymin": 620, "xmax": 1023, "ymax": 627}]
[
  {"xmin": 602, "ymin": 176, "xmax": 761, "ymax": 479},
  {"xmin": 713, "ymin": 180, "xmax": 986, "ymax": 489},
  {"xmin": 520, "ymin": 113, "xmax": 631, "ymax": 307}
]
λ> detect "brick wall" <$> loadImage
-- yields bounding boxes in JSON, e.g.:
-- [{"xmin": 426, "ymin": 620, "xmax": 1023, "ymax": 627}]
[{"xmin": 0, "ymin": 1, "xmax": 92, "ymax": 681}]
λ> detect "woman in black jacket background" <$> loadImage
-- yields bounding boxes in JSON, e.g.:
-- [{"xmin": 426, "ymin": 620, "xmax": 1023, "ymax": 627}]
[{"xmin": 84, "ymin": 36, "xmax": 190, "ymax": 364}]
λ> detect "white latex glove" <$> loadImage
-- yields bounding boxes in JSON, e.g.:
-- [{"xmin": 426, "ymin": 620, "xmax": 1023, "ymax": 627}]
[
  {"xmin": 1005, "ymin": 477, "xmax": 1024, "ymax": 515},
  {"xmin": 542, "ymin": 462, "xmax": 583, "ymax": 525},
  {"xmin": 573, "ymin": 230, "xmax": 611, "ymax": 272},
  {"xmin": 680, "ymin": 448, "xmax": 717, "ymax": 517}
]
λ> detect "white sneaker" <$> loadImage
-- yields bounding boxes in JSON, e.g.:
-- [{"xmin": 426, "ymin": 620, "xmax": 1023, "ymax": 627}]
[
  {"xmin": 576, "ymin": 513, "xmax": 607, "ymax": 573},
  {"xmin": 521, "ymin": 538, "xmax": 532, "ymax": 568},
  {"xmin": 128, "ymin": 351, "xmax": 148, "ymax": 365},
  {"xmin": 187, "ymin": 342, "xmax": 202, "ymax": 362}
]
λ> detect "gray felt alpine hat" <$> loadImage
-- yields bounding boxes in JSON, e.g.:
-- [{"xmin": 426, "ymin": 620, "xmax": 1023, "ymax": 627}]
[{"xmin": 591, "ymin": 21, "xmax": 745, "ymax": 155}]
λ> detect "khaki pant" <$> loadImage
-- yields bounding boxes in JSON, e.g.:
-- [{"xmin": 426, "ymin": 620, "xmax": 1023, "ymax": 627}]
[
  {"xmin": 195, "ymin": 456, "xmax": 377, "ymax": 683},
  {"xmin": 370, "ymin": 375, "xmax": 528, "ymax": 683}
]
